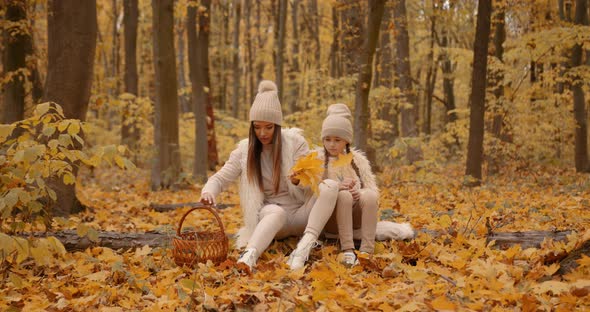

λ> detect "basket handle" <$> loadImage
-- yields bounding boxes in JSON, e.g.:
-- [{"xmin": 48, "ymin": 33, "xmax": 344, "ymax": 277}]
[{"xmin": 176, "ymin": 203, "xmax": 226, "ymax": 236}]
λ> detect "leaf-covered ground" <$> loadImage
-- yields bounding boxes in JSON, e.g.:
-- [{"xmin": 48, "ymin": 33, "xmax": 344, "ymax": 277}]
[{"xmin": 2, "ymin": 163, "xmax": 589, "ymax": 311}]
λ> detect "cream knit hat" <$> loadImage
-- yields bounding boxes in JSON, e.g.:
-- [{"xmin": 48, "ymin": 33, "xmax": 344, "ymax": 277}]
[
  {"xmin": 249, "ymin": 80, "xmax": 283, "ymax": 125},
  {"xmin": 321, "ymin": 103, "xmax": 353, "ymax": 143}
]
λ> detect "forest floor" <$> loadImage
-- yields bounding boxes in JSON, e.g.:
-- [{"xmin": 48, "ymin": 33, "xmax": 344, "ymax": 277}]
[{"xmin": 2, "ymin": 162, "xmax": 589, "ymax": 311}]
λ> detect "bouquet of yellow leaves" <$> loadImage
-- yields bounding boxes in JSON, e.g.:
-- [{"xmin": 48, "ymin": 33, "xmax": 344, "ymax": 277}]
[{"xmin": 290, "ymin": 151, "xmax": 324, "ymax": 194}]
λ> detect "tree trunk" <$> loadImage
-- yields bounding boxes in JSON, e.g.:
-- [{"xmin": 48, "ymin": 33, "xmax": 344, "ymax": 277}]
[
  {"xmin": 440, "ymin": 31, "xmax": 457, "ymax": 123},
  {"xmin": 122, "ymin": 0, "xmax": 139, "ymax": 151},
  {"xmin": 188, "ymin": 2, "xmax": 208, "ymax": 182},
  {"xmin": 572, "ymin": 0, "xmax": 589, "ymax": 172},
  {"xmin": 112, "ymin": 0, "xmax": 121, "ymax": 94},
  {"xmin": 465, "ymin": 0, "xmax": 492, "ymax": 186},
  {"xmin": 310, "ymin": 0, "xmax": 321, "ymax": 66},
  {"xmin": 353, "ymin": 0, "xmax": 386, "ymax": 153},
  {"xmin": 329, "ymin": 5, "xmax": 341, "ymax": 78},
  {"xmin": 244, "ymin": 0, "xmax": 254, "ymax": 105},
  {"xmin": 486, "ymin": 230, "xmax": 572, "ymax": 250},
  {"xmin": 151, "ymin": 0, "xmax": 181, "ymax": 190},
  {"xmin": 255, "ymin": 1, "xmax": 265, "ymax": 85},
  {"xmin": 393, "ymin": 0, "xmax": 421, "ymax": 164},
  {"xmin": 491, "ymin": 8, "xmax": 506, "ymax": 141},
  {"xmin": 377, "ymin": 4, "xmax": 398, "ymax": 142},
  {"xmin": 422, "ymin": 3, "xmax": 436, "ymax": 136},
  {"xmin": 177, "ymin": 19, "xmax": 190, "ymax": 113},
  {"xmin": 288, "ymin": 0, "xmax": 300, "ymax": 113},
  {"xmin": 340, "ymin": 0, "xmax": 363, "ymax": 76},
  {"xmin": 42, "ymin": 0, "xmax": 97, "ymax": 216},
  {"xmin": 276, "ymin": 0, "xmax": 287, "ymax": 103},
  {"xmin": 2, "ymin": 0, "xmax": 29, "ymax": 124},
  {"xmin": 231, "ymin": 0, "xmax": 241, "ymax": 118},
  {"xmin": 376, "ymin": 3, "xmax": 393, "ymax": 88},
  {"xmin": 201, "ymin": 0, "xmax": 218, "ymax": 170}
]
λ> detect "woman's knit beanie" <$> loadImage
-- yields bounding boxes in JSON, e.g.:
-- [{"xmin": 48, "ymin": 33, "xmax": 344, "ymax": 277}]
[
  {"xmin": 249, "ymin": 80, "xmax": 283, "ymax": 125},
  {"xmin": 321, "ymin": 103, "xmax": 353, "ymax": 143}
]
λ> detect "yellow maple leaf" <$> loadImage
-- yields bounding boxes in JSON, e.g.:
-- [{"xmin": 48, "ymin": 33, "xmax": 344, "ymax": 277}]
[
  {"xmin": 430, "ymin": 295, "xmax": 457, "ymax": 311},
  {"xmin": 331, "ymin": 152, "xmax": 353, "ymax": 168},
  {"xmin": 576, "ymin": 254, "xmax": 590, "ymax": 267},
  {"xmin": 291, "ymin": 151, "xmax": 324, "ymax": 194}
]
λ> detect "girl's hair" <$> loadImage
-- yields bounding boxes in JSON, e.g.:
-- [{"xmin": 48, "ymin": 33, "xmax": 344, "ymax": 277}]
[
  {"xmin": 323, "ymin": 144, "xmax": 364, "ymax": 188},
  {"xmin": 247, "ymin": 122, "xmax": 282, "ymax": 194}
]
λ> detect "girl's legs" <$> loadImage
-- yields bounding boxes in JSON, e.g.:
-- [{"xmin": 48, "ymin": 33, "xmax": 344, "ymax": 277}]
[
  {"xmin": 238, "ymin": 204, "xmax": 287, "ymax": 269},
  {"xmin": 355, "ymin": 189, "xmax": 379, "ymax": 254},
  {"xmin": 335, "ymin": 190, "xmax": 355, "ymax": 251}
]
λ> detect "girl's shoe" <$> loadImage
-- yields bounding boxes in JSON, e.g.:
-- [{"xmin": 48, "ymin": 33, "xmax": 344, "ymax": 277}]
[{"xmin": 340, "ymin": 251, "xmax": 359, "ymax": 267}]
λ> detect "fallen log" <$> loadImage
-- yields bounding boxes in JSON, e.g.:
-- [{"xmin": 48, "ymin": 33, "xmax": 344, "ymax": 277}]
[
  {"xmin": 149, "ymin": 202, "xmax": 235, "ymax": 212},
  {"xmin": 23, "ymin": 230, "xmax": 235, "ymax": 252},
  {"xmin": 24, "ymin": 230, "xmax": 173, "ymax": 251},
  {"xmin": 486, "ymin": 230, "xmax": 572, "ymax": 250}
]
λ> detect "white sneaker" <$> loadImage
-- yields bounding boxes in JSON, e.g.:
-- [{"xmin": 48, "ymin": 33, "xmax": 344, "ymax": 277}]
[
  {"xmin": 340, "ymin": 251, "xmax": 359, "ymax": 268},
  {"xmin": 287, "ymin": 241, "xmax": 320, "ymax": 270},
  {"xmin": 237, "ymin": 248, "xmax": 258, "ymax": 271}
]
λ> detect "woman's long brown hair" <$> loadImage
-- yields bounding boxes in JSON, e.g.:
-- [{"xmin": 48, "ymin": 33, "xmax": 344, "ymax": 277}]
[{"xmin": 247, "ymin": 123, "xmax": 282, "ymax": 194}]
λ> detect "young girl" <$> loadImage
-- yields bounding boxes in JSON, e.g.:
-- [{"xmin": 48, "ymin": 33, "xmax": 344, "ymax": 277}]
[
  {"xmin": 319, "ymin": 104, "xmax": 380, "ymax": 267},
  {"xmin": 199, "ymin": 81, "xmax": 339, "ymax": 271}
]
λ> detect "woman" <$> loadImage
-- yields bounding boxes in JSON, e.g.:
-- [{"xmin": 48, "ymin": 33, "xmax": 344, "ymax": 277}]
[{"xmin": 199, "ymin": 80, "xmax": 339, "ymax": 271}]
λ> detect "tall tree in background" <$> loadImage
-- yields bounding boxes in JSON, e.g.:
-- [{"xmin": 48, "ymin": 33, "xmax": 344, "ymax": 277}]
[
  {"xmin": 376, "ymin": 4, "xmax": 398, "ymax": 144},
  {"xmin": 572, "ymin": 0, "xmax": 589, "ymax": 172},
  {"xmin": 490, "ymin": 3, "xmax": 506, "ymax": 141},
  {"xmin": 340, "ymin": 0, "xmax": 363, "ymax": 76},
  {"xmin": 465, "ymin": 0, "xmax": 492, "ymax": 185},
  {"xmin": 151, "ymin": 0, "xmax": 180, "ymax": 190},
  {"xmin": 422, "ymin": 1, "xmax": 437, "ymax": 135},
  {"xmin": 353, "ymin": 0, "xmax": 386, "ymax": 153},
  {"xmin": 2, "ymin": 0, "xmax": 30, "ymax": 123},
  {"xmin": 329, "ymin": 5, "xmax": 341, "ymax": 78},
  {"xmin": 288, "ymin": 0, "xmax": 301, "ymax": 113},
  {"xmin": 439, "ymin": 2, "xmax": 457, "ymax": 123},
  {"xmin": 276, "ymin": 0, "xmax": 287, "ymax": 103},
  {"xmin": 176, "ymin": 13, "xmax": 190, "ymax": 113},
  {"xmin": 393, "ymin": 0, "xmax": 421, "ymax": 163},
  {"xmin": 231, "ymin": 0, "xmax": 241, "ymax": 118},
  {"xmin": 198, "ymin": 0, "xmax": 219, "ymax": 170},
  {"xmin": 244, "ymin": 0, "xmax": 254, "ymax": 105},
  {"xmin": 122, "ymin": 0, "xmax": 139, "ymax": 149},
  {"xmin": 42, "ymin": 0, "xmax": 97, "ymax": 216},
  {"xmin": 188, "ymin": 1, "xmax": 208, "ymax": 182},
  {"xmin": 112, "ymin": 0, "xmax": 122, "ymax": 94}
]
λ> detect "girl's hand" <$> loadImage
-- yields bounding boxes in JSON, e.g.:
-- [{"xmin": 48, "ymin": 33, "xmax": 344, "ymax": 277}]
[
  {"xmin": 200, "ymin": 192, "xmax": 216, "ymax": 205},
  {"xmin": 349, "ymin": 188, "xmax": 360, "ymax": 201},
  {"xmin": 339, "ymin": 178, "xmax": 356, "ymax": 190}
]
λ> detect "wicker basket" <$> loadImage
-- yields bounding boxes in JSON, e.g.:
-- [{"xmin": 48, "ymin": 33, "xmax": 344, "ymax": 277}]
[{"xmin": 172, "ymin": 204, "xmax": 228, "ymax": 267}]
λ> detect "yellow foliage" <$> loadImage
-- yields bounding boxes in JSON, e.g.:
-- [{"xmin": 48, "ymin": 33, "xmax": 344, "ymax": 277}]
[
  {"xmin": 290, "ymin": 151, "xmax": 324, "ymax": 194},
  {"xmin": 331, "ymin": 152, "xmax": 353, "ymax": 168}
]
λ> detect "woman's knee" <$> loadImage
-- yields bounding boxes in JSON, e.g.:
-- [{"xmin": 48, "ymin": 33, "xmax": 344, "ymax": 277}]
[
  {"xmin": 259, "ymin": 204, "xmax": 288, "ymax": 221},
  {"xmin": 319, "ymin": 179, "xmax": 339, "ymax": 192}
]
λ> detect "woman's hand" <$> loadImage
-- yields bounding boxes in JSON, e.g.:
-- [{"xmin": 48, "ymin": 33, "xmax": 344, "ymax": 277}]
[
  {"xmin": 200, "ymin": 192, "xmax": 216, "ymax": 205},
  {"xmin": 289, "ymin": 173, "xmax": 300, "ymax": 185}
]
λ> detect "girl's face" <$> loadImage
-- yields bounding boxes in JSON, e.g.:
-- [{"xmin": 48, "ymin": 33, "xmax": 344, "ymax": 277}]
[
  {"xmin": 323, "ymin": 136, "xmax": 347, "ymax": 156},
  {"xmin": 253, "ymin": 121, "xmax": 275, "ymax": 145}
]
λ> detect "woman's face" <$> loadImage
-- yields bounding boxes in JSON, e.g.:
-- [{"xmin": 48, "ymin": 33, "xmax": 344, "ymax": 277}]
[
  {"xmin": 323, "ymin": 136, "xmax": 347, "ymax": 156},
  {"xmin": 253, "ymin": 121, "xmax": 276, "ymax": 145}
]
